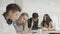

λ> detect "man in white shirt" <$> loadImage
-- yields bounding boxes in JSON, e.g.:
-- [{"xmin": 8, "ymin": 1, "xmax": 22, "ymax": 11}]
[{"xmin": 0, "ymin": 3, "xmax": 21, "ymax": 34}]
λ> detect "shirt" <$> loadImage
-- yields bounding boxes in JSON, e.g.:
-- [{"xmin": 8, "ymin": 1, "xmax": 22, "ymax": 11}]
[
  {"xmin": 13, "ymin": 22, "xmax": 24, "ymax": 33},
  {"xmin": 0, "ymin": 15, "xmax": 17, "ymax": 34},
  {"xmin": 31, "ymin": 21, "xmax": 34, "ymax": 28}
]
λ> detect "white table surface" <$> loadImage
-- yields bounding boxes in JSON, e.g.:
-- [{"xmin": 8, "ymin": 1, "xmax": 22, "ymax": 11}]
[{"xmin": 26, "ymin": 30, "xmax": 60, "ymax": 34}]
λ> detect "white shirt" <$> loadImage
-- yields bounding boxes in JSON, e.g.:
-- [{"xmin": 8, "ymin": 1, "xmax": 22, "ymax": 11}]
[
  {"xmin": 0, "ymin": 15, "xmax": 17, "ymax": 34},
  {"xmin": 31, "ymin": 21, "xmax": 34, "ymax": 28}
]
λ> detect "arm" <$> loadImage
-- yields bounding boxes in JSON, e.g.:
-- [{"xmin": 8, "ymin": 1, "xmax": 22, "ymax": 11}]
[
  {"xmin": 40, "ymin": 22, "xmax": 49, "ymax": 31},
  {"xmin": 27, "ymin": 19, "xmax": 32, "ymax": 31},
  {"xmin": 48, "ymin": 22, "xmax": 55, "ymax": 31},
  {"xmin": 22, "ymin": 21, "xmax": 29, "ymax": 34},
  {"xmin": 24, "ymin": 21, "xmax": 29, "ymax": 32},
  {"xmin": 40, "ymin": 22, "xmax": 43, "ymax": 28}
]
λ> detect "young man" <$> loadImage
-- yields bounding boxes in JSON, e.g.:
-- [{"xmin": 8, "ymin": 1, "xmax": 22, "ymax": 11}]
[
  {"xmin": 28, "ymin": 12, "xmax": 39, "ymax": 30},
  {"xmin": 0, "ymin": 3, "xmax": 21, "ymax": 34}
]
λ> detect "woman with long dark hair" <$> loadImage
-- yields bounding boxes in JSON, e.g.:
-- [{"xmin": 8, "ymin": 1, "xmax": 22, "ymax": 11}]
[{"xmin": 40, "ymin": 14, "xmax": 55, "ymax": 31}]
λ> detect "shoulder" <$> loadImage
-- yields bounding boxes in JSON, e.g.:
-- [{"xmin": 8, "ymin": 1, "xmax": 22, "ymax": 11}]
[
  {"xmin": 49, "ymin": 21, "xmax": 53, "ymax": 25},
  {"xmin": 0, "ymin": 15, "xmax": 17, "ymax": 34},
  {"xmin": 0, "ymin": 15, "xmax": 7, "ymax": 25},
  {"xmin": 28, "ymin": 18, "xmax": 32, "ymax": 20},
  {"xmin": 0, "ymin": 15, "xmax": 6, "ymax": 22},
  {"xmin": 28, "ymin": 18, "xmax": 32, "ymax": 21}
]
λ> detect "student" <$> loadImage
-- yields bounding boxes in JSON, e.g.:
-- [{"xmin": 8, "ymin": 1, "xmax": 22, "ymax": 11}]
[
  {"xmin": 40, "ymin": 14, "xmax": 55, "ymax": 31},
  {"xmin": 28, "ymin": 12, "xmax": 39, "ymax": 30},
  {"xmin": 13, "ymin": 13, "xmax": 28, "ymax": 34},
  {"xmin": 0, "ymin": 3, "xmax": 21, "ymax": 34}
]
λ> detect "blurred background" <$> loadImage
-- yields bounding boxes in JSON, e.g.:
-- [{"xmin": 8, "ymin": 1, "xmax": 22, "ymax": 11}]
[{"xmin": 0, "ymin": 0, "xmax": 60, "ymax": 30}]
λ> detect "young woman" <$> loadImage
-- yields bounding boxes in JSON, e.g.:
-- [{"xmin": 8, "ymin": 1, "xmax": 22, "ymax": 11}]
[
  {"xmin": 13, "ymin": 13, "xmax": 29, "ymax": 34},
  {"xmin": 40, "ymin": 14, "xmax": 55, "ymax": 31}
]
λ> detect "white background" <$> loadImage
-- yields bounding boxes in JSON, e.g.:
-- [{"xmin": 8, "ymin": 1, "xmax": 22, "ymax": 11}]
[
  {"xmin": 22, "ymin": 0, "xmax": 60, "ymax": 30},
  {"xmin": 0, "ymin": 0, "xmax": 60, "ymax": 30}
]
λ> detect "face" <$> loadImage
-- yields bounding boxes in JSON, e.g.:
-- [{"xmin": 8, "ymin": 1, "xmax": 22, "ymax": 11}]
[
  {"xmin": 33, "ymin": 17, "xmax": 38, "ymax": 21},
  {"xmin": 18, "ymin": 15, "xmax": 28, "ymax": 24},
  {"xmin": 44, "ymin": 16, "xmax": 48, "ymax": 21},
  {"xmin": 44, "ymin": 16, "xmax": 47, "ymax": 21},
  {"xmin": 23, "ymin": 15, "xmax": 28, "ymax": 21},
  {"xmin": 22, "ymin": 15, "xmax": 28, "ymax": 23},
  {"xmin": 9, "ymin": 10, "xmax": 20, "ymax": 21}
]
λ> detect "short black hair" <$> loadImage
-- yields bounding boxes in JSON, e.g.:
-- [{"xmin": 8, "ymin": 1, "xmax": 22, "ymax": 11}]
[
  {"xmin": 3, "ymin": 3, "xmax": 21, "ymax": 17},
  {"xmin": 32, "ymin": 12, "xmax": 39, "ymax": 18},
  {"xmin": 6, "ymin": 3, "xmax": 21, "ymax": 12}
]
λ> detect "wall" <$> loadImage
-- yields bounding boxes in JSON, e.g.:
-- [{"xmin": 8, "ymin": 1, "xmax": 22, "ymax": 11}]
[{"xmin": 0, "ymin": 0, "xmax": 23, "ymax": 15}]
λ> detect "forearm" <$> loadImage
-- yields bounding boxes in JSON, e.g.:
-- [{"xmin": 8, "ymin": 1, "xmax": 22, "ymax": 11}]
[{"xmin": 48, "ymin": 28, "xmax": 55, "ymax": 31}]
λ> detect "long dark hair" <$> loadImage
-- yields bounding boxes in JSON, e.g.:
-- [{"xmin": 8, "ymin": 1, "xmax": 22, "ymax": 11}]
[{"xmin": 41, "ymin": 14, "xmax": 52, "ymax": 28}]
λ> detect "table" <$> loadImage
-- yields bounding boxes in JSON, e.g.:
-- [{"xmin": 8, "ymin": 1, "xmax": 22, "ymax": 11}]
[
  {"xmin": 26, "ymin": 30, "xmax": 60, "ymax": 34},
  {"xmin": 48, "ymin": 31, "xmax": 60, "ymax": 34}
]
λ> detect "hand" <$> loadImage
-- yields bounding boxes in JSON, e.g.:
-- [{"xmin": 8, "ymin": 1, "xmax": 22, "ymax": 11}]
[
  {"xmin": 43, "ymin": 28, "xmax": 48, "ymax": 31},
  {"xmin": 48, "ymin": 28, "xmax": 55, "ymax": 31},
  {"xmin": 17, "ymin": 33, "xmax": 21, "ymax": 34},
  {"xmin": 21, "ymin": 32, "xmax": 26, "ymax": 34},
  {"xmin": 28, "ymin": 28, "xmax": 32, "ymax": 32},
  {"xmin": 29, "ymin": 28, "xmax": 32, "ymax": 31}
]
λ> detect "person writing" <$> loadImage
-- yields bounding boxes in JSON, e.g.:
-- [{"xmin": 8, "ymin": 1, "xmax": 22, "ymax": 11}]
[
  {"xmin": 13, "ymin": 13, "xmax": 29, "ymax": 34},
  {"xmin": 28, "ymin": 12, "xmax": 39, "ymax": 30},
  {"xmin": 40, "ymin": 14, "xmax": 55, "ymax": 31}
]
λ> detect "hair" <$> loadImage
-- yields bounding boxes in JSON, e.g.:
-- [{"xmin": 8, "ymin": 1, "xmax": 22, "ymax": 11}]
[
  {"xmin": 32, "ymin": 12, "xmax": 39, "ymax": 18},
  {"xmin": 3, "ymin": 3, "xmax": 21, "ymax": 18},
  {"xmin": 41, "ymin": 14, "xmax": 52, "ymax": 28},
  {"xmin": 17, "ymin": 13, "xmax": 28, "ymax": 24},
  {"xmin": 21, "ymin": 13, "xmax": 28, "ymax": 17},
  {"xmin": 17, "ymin": 13, "xmax": 28, "ymax": 30}
]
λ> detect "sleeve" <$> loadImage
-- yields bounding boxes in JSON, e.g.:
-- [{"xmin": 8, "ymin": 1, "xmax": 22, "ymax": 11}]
[
  {"xmin": 28, "ymin": 19, "xmax": 31, "ymax": 28},
  {"xmin": 48, "ymin": 22, "xmax": 55, "ymax": 30},
  {"xmin": 49, "ymin": 22, "xmax": 55, "ymax": 28},
  {"xmin": 0, "ymin": 15, "xmax": 4, "ymax": 34},
  {"xmin": 10, "ymin": 25, "xmax": 17, "ymax": 34},
  {"xmin": 0, "ymin": 22, "xmax": 3, "ymax": 34},
  {"xmin": 38, "ymin": 19, "xmax": 41, "ymax": 27},
  {"xmin": 24, "ymin": 21, "xmax": 29, "ymax": 32},
  {"xmin": 40, "ymin": 22, "xmax": 43, "ymax": 27}
]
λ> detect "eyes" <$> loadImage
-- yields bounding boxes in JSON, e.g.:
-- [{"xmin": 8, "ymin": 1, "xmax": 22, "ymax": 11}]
[
  {"xmin": 23, "ymin": 17, "xmax": 27, "ymax": 21},
  {"xmin": 22, "ymin": 16, "xmax": 28, "ymax": 21},
  {"xmin": 14, "ymin": 11, "xmax": 20, "ymax": 16}
]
